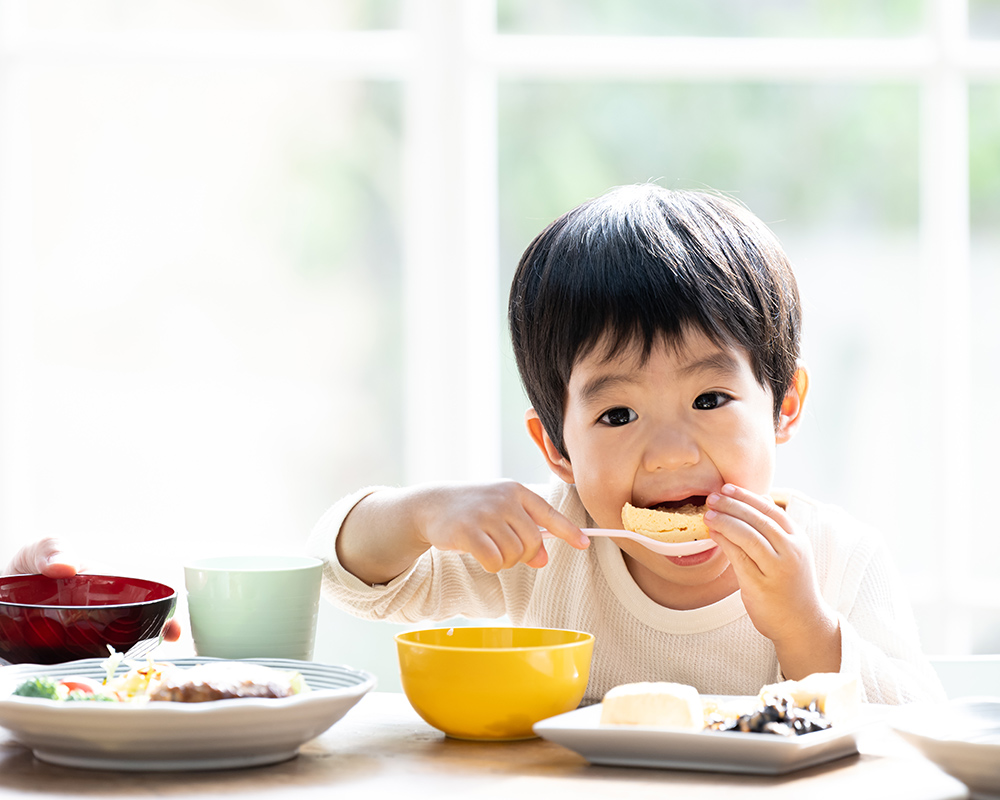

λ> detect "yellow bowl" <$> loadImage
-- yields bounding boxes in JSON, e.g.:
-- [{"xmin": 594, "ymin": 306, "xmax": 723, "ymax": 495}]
[{"xmin": 395, "ymin": 626, "xmax": 594, "ymax": 741}]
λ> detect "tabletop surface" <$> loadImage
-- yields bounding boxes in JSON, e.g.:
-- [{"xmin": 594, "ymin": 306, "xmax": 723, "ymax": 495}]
[{"xmin": 0, "ymin": 692, "xmax": 970, "ymax": 800}]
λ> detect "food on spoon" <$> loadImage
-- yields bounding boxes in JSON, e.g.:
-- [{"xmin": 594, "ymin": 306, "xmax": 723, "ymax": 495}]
[
  {"xmin": 621, "ymin": 501, "xmax": 709, "ymax": 543},
  {"xmin": 599, "ymin": 681, "xmax": 703, "ymax": 730},
  {"xmin": 600, "ymin": 672, "xmax": 858, "ymax": 736}
]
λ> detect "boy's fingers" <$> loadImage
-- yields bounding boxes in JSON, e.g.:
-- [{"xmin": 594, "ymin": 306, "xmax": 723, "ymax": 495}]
[
  {"xmin": 485, "ymin": 523, "xmax": 526, "ymax": 570},
  {"xmin": 709, "ymin": 518, "xmax": 774, "ymax": 568},
  {"xmin": 439, "ymin": 524, "xmax": 503, "ymax": 573},
  {"xmin": 487, "ymin": 517, "xmax": 552, "ymax": 570},
  {"xmin": 717, "ymin": 484, "xmax": 791, "ymax": 530},
  {"xmin": 511, "ymin": 521, "xmax": 549, "ymax": 567},
  {"xmin": 525, "ymin": 546, "xmax": 549, "ymax": 569},
  {"xmin": 524, "ymin": 495, "xmax": 589, "ymax": 549},
  {"xmin": 472, "ymin": 536, "xmax": 507, "ymax": 574},
  {"xmin": 708, "ymin": 530, "xmax": 760, "ymax": 579},
  {"xmin": 706, "ymin": 501, "xmax": 775, "ymax": 546},
  {"xmin": 708, "ymin": 486, "xmax": 792, "ymax": 552}
]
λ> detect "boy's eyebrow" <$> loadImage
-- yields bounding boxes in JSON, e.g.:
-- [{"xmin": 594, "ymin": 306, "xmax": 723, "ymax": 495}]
[
  {"xmin": 576, "ymin": 349, "xmax": 743, "ymax": 404},
  {"xmin": 676, "ymin": 350, "xmax": 742, "ymax": 379},
  {"xmin": 577, "ymin": 373, "xmax": 638, "ymax": 405}
]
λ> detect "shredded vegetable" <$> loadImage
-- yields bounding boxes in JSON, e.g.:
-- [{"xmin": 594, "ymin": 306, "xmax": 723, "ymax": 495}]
[{"xmin": 11, "ymin": 657, "xmax": 309, "ymax": 704}]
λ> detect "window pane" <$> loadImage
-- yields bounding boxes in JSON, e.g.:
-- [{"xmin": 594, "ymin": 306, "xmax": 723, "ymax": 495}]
[
  {"xmin": 498, "ymin": 0, "xmax": 925, "ymax": 37},
  {"xmin": 498, "ymin": 79, "xmax": 927, "ymax": 597},
  {"xmin": 970, "ymin": 84, "xmax": 1000, "ymax": 628},
  {"xmin": 21, "ymin": 68, "xmax": 403, "ymax": 585},
  {"xmin": 970, "ymin": 0, "xmax": 1000, "ymax": 38},
  {"xmin": 18, "ymin": 0, "xmax": 403, "ymax": 30}
]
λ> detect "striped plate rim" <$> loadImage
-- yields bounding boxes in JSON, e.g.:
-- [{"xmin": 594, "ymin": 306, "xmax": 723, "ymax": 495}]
[{"xmin": 1, "ymin": 657, "xmax": 374, "ymax": 694}]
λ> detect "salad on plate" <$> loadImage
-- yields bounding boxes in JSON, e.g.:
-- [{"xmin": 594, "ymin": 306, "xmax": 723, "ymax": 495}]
[{"xmin": 11, "ymin": 649, "xmax": 309, "ymax": 704}]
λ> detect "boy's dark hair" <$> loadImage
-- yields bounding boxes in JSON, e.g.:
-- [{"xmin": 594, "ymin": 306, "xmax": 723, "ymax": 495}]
[{"xmin": 508, "ymin": 184, "xmax": 801, "ymax": 460}]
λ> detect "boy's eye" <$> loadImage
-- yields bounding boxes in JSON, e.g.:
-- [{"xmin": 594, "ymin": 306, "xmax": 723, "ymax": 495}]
[
  {"xmin": 599, "ymin": 407, "xmax": 638, "ymax": 426},
  {"xmin": 693, "ymin": 392, "xmax": 732, "ymax": 410}
]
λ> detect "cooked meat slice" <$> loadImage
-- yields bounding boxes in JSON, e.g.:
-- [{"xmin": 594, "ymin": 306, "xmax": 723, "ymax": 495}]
[{"xmin": 148, "ymin": 663, "xmax": 296, "ymax": 703}]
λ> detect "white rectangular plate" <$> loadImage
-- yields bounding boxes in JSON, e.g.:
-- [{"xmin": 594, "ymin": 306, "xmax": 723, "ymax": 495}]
[{"xmin": 534, "ymin": 699, "xmax": 881, "ymax": 775}]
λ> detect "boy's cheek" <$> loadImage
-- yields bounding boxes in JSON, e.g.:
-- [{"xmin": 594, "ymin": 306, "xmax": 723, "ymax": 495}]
[{"xmin": 575, "ymin": 486, "xmax": 626, "ymax": 531}]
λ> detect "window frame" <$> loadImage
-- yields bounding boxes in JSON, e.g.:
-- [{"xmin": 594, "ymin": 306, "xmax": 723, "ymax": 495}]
[{"xmin": 0, "ymin": 0, "xmax": 997, "ymax": 652}]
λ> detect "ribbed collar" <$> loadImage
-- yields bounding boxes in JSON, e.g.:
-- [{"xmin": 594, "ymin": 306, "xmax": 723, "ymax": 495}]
[{"xmin": 595, "ymin": 537, "xmax": 748, "ymax": 633}]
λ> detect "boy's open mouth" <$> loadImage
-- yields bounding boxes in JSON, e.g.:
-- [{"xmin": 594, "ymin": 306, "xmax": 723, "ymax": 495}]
[{"xmin": 650, "ymin": 495, "xmax": 707, "ymax": 511}]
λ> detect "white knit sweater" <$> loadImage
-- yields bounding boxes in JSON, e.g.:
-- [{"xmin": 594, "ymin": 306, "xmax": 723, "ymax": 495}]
[{"xmin": 307, "ymin": 480, "xmax": 944, "ymax": 705}]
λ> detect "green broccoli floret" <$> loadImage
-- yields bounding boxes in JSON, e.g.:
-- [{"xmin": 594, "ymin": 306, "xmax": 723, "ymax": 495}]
[{"xmin": 12, "ymin": 677, "xmax": 61, "ymax": 700}]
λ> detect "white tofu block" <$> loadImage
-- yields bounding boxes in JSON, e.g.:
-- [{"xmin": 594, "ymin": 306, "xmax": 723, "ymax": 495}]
[{"xmin": 599, "ymin": 681, "xmax": 704, "ymax": 730}]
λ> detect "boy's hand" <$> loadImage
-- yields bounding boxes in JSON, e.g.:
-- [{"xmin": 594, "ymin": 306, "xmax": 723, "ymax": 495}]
[
  {"xmin": 414, "ymin": 481, "xmax": 590, "ymax": 573},
  {"xmin": 705, "ymin": 485, "xmax": 840, "ymax": 678}
]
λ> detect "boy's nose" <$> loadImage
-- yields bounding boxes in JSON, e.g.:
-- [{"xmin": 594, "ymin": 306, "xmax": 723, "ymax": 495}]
[{"xmin": 642, "ymin": 427, "xmax": 700, "ymax": 472}]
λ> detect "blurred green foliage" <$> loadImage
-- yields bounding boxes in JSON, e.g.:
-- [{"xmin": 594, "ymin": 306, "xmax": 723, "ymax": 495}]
[
  {"xmin": 497, "ymin": 80, "xmax": 920, "ymax": 269},
  {"xmin": 497, "ymin": 0, "xmax": 924, "ymax": 37},
  {"xmin": 971, "ymin": 84, "xmax": 1000, "ymax": 231},
  {"xmin": 21, "ymin": 0, "xmax": 403, "ymax": 30},
  {"xmin": 281, "ymin": 83, "xmax": 403, "ymax": 283}
]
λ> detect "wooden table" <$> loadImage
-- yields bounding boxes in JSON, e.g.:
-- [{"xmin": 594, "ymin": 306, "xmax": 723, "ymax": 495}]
[{"xmin": 0, "ymin": 692, "xmax": 970, "ymax": 799}]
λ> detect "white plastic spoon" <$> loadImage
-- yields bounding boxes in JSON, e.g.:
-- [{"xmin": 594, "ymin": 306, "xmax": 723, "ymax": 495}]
[{"xmin": 543, "ymin": 529, "xmax": 717, "ymax": 556}]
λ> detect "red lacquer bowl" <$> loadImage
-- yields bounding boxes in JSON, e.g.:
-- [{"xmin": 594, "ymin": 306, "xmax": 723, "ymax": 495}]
[{"xmin": 0, "ymin": 574, "xmax": 177, "ymax": 664}]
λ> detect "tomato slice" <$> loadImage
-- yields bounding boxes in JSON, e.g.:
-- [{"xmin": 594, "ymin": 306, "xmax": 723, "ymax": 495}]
[{"xmin": 59, "ymin": 679, "xmax": 97, "ymax": 694}]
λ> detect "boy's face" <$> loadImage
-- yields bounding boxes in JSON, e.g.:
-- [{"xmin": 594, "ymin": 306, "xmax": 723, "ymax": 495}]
[{"xmin": 530, "ymin": 327, "xmax": 803, "ymax": 592}]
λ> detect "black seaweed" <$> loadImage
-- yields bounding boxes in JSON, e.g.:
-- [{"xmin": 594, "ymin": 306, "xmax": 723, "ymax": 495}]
[{"xmin": 707, "ymin": 695, "xmax": 832, "ymax": 737}]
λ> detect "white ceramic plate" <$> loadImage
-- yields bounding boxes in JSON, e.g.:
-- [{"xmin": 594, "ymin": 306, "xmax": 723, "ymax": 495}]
[
  {"xmin": 0, "ymin": 657, "xmax": 376, "ymax": 771},
  {"xmin": 534, "ymin": 699, "xmax": 881, "ymax": 775},
  {"xmin": 890, "ymin": 698, "xmax": 1000, "ymax": 799}
]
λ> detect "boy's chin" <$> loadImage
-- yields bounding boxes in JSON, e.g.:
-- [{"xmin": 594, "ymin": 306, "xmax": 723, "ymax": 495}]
[{"xmin": 620, "ymin": 543, "xmax": 730, "ymax": 585}]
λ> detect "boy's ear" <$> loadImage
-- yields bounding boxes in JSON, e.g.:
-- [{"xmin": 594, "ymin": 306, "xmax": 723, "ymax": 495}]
[
  {"xmin": 775, "ymin": 365, "xmax": 809, "ymax": 444},
  {"xmin": 525, "ymin": 409, "xmax": 575, "ymax": 484}
]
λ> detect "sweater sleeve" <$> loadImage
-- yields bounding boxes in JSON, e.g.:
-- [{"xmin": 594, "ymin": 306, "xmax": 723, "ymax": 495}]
[
  {"xmin": 836, "ymin": 543, "xmax": 946, "ymax": 704},
  {"xmin": 304, "ymin": 485, "xmax": 527, "ymax": 624},
  {"xmin": 813, "ymin": 504, "xmax": 946, "ymax": 704}
]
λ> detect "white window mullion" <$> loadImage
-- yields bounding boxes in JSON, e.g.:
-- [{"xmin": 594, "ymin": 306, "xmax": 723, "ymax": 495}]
[
  {"xmin": 5, "ymin": 29, "xmax": 414, "ymax": 75},
  {"xmin": 461, "ymin": 0, "xmax": 501, "ymax": 481},
  {"xmin": 402, "ymin": 0, "xmax": 500, "ymax": 483},
  {"xmin": 0, "ymin": 5, "xmax": 37, "ymax": 549},
  {"xmin": 920, "ymin": 0, "xmax": 972, "ymax": 650}
]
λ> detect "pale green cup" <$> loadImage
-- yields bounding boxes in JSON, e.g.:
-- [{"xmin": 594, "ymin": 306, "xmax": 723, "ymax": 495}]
[{"xmin": 184, "ymin": 555, "xmax": 323, "ymax": 660}]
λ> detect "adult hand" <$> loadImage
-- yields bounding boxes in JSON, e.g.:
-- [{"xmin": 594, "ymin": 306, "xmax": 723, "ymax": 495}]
[
  {"xmin": 5, "ymin": 536, "xmax": 81, "ymax": 579},
  {"xmin": 4, "ymin": 537, "xmax": 182, "ymax": 643}
]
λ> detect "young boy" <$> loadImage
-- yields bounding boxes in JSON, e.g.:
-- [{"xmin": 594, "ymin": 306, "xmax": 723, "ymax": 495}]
[{"xmin": 308, "ymin": 184, "xmax": 943, "ymax": 704}]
